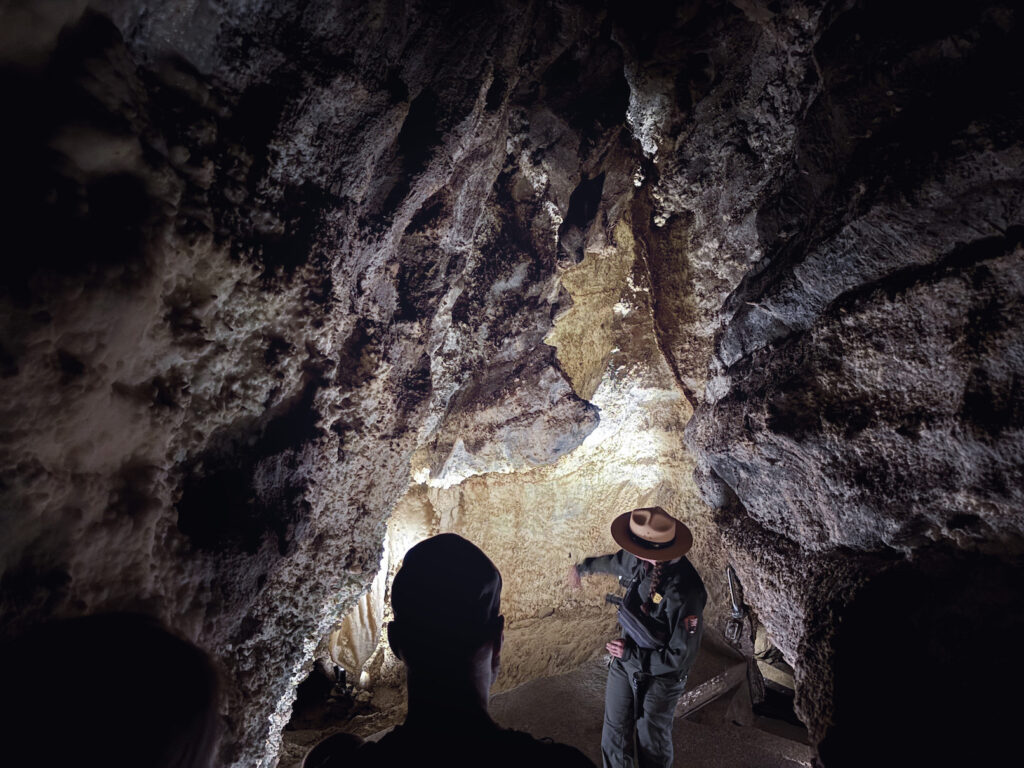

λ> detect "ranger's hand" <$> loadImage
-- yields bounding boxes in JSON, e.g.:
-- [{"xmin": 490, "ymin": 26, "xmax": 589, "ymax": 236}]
[
  {"xmin": 685, "ymin": 615, "xmax": 699, "ymax": 634},
  {"xmin": 567, "ymin": 564, "xmax": 582, "ymax": 590},
  {"xmin": 606, "ymin": 638, "xmax": 626, "ymax": 658}
]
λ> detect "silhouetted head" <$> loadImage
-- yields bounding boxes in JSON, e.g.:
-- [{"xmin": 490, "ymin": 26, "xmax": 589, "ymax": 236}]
[
  {"xmin": 1, "ymin": 612, "xmax": 220, "ymax": 768},
  {"xmin": 388, "ymin": 534, "xmax": 504, "ymax": 675}
]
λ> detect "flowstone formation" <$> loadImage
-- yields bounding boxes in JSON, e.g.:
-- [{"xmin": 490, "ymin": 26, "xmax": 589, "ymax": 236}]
[{"xmin": 1, "ymin": 1, "xmax": 1022, "ymax": 766}]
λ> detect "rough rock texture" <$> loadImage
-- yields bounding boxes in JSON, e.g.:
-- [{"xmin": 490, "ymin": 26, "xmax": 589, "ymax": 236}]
[
  {"xmin": 2, "ymin": 1, "xmax": 1022, "ymax": 766},
  {"xmin": 674, "ymin": 0, "xmax": 1024, "ymax": 759},
  {"xmin": 323, "ymin": 68, "xmax": 729, "ymax": 746},
  {"xmin": 0, "ymin": 3, "xmax": 613, "ymax": 765}
]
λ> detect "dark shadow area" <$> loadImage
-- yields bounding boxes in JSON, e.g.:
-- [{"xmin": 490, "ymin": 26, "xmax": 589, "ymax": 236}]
[
  {"xmin": 0, "ymin": 613, "xmax": 220, "ymax": 768},
  {"xmin": 381, "ymin": 89, "xmax": 441, "ymax": 217},
  {"xmin": 557, "ymin": 172, "xmax": 605, "ymax": 264},
  {"xmin": 0, "ymin": 11, "xmax": 158, "ymax": 305},
  {"xmin": 541, "ymin": 34, "xmax": 629, "ymax": 139},
  {"xmin": 562, "ymin": 172, "xmax": 606, "ymax": 231},
  {"xmin": 0, "ymin": 560, "xmax": 71, "ymax": 637},
  {"xmin": 176, "ymin": 372, "xmax": 325, "ymax": 555},
  {"xmin": 287, "ymin": 662, "xmax": 366, "ymax": 731},
  {"xmin": 819, "ymin": 549, "xmax": 1024, "ymax": 766}
]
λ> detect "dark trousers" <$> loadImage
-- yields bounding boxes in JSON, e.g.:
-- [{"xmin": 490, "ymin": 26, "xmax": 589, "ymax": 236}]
[{"xmin": 601, "ymin": 659, "xmax": 687, "ymax": 768}]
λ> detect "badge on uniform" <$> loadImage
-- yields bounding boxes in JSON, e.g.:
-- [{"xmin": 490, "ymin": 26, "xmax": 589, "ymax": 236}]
[{"xmin": 652, "ymin": 591, "xmax": 663, "ymax": 604}]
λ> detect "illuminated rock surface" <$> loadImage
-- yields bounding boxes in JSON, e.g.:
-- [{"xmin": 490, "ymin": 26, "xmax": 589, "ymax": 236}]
[{"xmin": 0, "ymin": 2, "xmax": 1021, "ymax": 766}]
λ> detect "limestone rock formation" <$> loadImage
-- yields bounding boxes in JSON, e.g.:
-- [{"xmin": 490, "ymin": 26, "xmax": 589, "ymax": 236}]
[
  {"xmin": 678, "ymin": 0, "xmax": 1024, "ymax": 758},
  {"xmin": 1, "ymin": 1, "xmax": 1021, "ymax": 766},
  {"xmin": 0, "ymin": 2, "xmax": 609, "ymax": 763}
]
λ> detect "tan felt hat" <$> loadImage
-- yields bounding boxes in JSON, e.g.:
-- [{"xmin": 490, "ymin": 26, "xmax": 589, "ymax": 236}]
[{"xmin": 610, "ymin": 506, "xmax": 693, "ymax": 561}]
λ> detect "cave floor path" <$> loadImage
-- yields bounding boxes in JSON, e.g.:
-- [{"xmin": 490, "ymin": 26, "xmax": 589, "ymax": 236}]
[
  {"xmin": 489, "ymin": 650, "xmax": 814, "ymax": 767},
  {"xmin": 281, "ymin": 638, "xmax": 814, "ymax": 767}
]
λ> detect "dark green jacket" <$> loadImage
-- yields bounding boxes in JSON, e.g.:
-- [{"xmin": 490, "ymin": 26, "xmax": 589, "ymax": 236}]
[{"xmin": 579, "ymin": 549, "xmax": 707, "ymax": 679}]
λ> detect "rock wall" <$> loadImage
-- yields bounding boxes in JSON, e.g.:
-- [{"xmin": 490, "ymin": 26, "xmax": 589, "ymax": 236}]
[
  {"xmin": 1, "ymin": 0, "xmax": 1022, "ymax": 765},
  {"xmin": 0, "ymin": 2, "xmax": 608, "ymax": 764},
  {"xmin": 317, "ymin": 214, "xmax": 728, "ymax": 741},
  {"xmin": 674, "ymin": 0, "xmax": 1024, "ymax": 756}
]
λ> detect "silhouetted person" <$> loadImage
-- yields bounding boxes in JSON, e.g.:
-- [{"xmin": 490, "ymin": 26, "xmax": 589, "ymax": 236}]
[
  {"xmin": 570, "ymin": 507, "xmax": 707, "ymax": 768},
  {"xmin": 304, "ymin": 533, "xmax": 595, "ymax": 767},
  {"xmin": 0, "ymin": 612, "xmax": 220, "ymax": 768}
]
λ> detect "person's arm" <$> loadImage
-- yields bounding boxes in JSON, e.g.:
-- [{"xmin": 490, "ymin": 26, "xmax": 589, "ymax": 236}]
[
  {"xmin": 646, "ymin": 576, "xmax": 707, "ymax": 677},
  {"xmin": 575, "ymin": 549, "xmax": 634, "ymax": 579},
  {"xmin": 571, "ymin": 550, "xmax": 638, "ymax": 661}
]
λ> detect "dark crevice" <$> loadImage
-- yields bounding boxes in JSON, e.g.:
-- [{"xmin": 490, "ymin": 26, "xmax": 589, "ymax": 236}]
[
  {"xmin": 385, "ymin": 68, "xmax": 408, "ymax": 103},
  {"xmin": 485, "ymin": 72, "xmax": 506, "ymax": 111},
  {"xmin": 398, "ymin": 90, "xmax": 441, "ymax": 173},
  {"xmin": 56, "ymin": 350, "xmax": 85, "ymax": 383},
  {"xmin": 562, "ymin": 172, "xmax": 606, "ymax": 231},
  {"xmin": 381, "ymin": 89, "xmax": 441, "ymax": 217},
  {"xmin": 176, "ymin": 363, "xmax": 327, "ymax": 556},
  {"xmin": 828, "ymin": 225, "xmax": 1024, "ymax": 316},
  {"xmin": 556, "ymin": 172, "xmax": 605, "ymax": 264},
  {"xmin": 264, "ymin": 335, "xmax": 293, "ymax": 367},
  {"xmin": 404, "ymin": 190, "xmax": 449, "ymax": 236},
  {"xmin": 334, "ymin": 320, "xmax": 381, "ymax": 391}
]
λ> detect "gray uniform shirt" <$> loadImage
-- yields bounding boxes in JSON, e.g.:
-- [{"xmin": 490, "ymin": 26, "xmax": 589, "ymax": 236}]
[{"xmin": 578, "ymin": 549, "xmax": 707, "ymax": 678}]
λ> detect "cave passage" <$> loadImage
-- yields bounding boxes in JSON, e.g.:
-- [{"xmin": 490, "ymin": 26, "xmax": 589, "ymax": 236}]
[{"xmin": 1, "ymin": 1, "xmax": 1022, "ymax": 767}]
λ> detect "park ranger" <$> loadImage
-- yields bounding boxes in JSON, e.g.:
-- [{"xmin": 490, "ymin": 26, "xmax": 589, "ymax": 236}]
[{"xmin": 570, "ymin": 506, "xmax": 707, "ymax": 768}]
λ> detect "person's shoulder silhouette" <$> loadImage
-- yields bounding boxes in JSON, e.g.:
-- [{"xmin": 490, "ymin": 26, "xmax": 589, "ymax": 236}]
[
  {"xmin": 305, "ymin": 534, "xmax": 595, "ymax": 767},
  {"xmin": 356, "ymin": 717, "xmax": 594, "ymax": 767}
]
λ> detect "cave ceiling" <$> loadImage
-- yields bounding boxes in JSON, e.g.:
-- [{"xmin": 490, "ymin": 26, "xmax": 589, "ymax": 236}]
[{"xmin": 0, "ymin": 1, "xmax": 1021, "ymax": 765}]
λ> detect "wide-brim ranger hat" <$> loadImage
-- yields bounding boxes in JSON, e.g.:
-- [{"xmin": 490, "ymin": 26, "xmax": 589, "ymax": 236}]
[{"xmin": 611, "ymin": 506, "xmax": 693, "ymax": 561}]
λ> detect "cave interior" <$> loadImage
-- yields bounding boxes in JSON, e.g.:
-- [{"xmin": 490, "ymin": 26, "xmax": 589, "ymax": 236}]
[{"xmin": 0, "ymin": 1, "xmax": 1022, "ymax": 766}]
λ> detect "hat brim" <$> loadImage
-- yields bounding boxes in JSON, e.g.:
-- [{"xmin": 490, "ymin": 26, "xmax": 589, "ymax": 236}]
[{"xmin": 610, "ymin": 511, "xmax": 693, "ymax": 561}]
